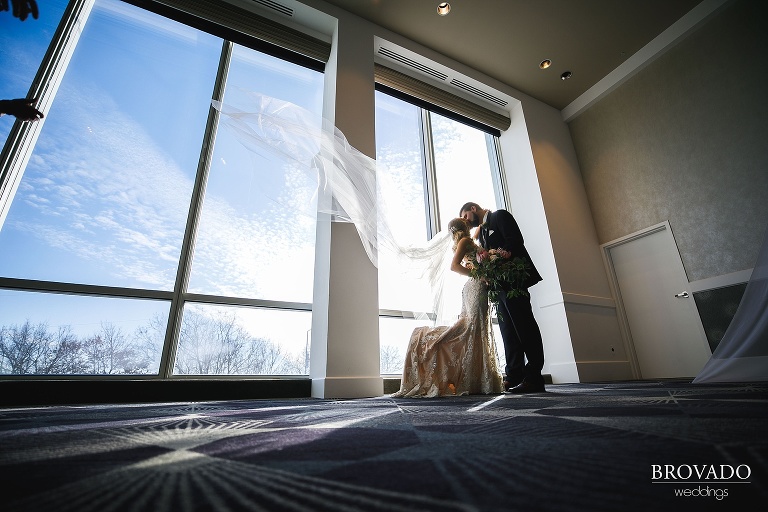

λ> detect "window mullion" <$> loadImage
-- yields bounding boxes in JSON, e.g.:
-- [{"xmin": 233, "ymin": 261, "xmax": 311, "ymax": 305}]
[
  {"xmin": 487, "ymin": 135, "xmax": 509, "ymax": 210},
  {"xmin": 158, "ymin": 40, "xmax": 233, "ymax": 379},
  {"xmin": 420, "ymin": 109, "xmax": 441, "ymax": 237}
]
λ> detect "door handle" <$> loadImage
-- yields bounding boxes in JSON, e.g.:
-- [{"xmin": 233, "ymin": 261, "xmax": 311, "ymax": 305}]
[{"xmin": 674, "ymin": 291, "xmax": 689, "ymax": 298}]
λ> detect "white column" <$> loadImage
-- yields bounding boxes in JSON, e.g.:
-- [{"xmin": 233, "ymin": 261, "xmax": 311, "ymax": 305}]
[{"xmin": 309, "ymin": 16, "xmax": 382, "ymax": 398}]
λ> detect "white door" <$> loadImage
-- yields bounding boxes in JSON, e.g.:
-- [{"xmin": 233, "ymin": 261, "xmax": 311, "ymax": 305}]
[{"xmin": 604, "ymin": 222, "xmax": 711, "ymax": 379}]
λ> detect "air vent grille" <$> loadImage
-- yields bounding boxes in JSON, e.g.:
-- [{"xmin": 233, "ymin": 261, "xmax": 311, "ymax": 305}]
[
  {"xmin": 251, "ymin": 0, "xmax": 293, "ymax": 17},
  {"xmin": 378, "ymin": 47, "xmax": 448, "ymax": 81},
  {"xmin": 377, "ymin": 47, "xmax": 507, "ymax": 108},
  {"xmin": 450, "ymin": 79, "xmax": 508, "ymax": 106}
]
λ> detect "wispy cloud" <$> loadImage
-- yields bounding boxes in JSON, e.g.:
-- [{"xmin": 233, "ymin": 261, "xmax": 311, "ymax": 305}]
[
  {"xmin": 188, "ymin": 159, "xmax": 318, "ymax": 300},
  {"xmin": 4, "ymin": 80, "xmax": 317, "ymax": 299}
]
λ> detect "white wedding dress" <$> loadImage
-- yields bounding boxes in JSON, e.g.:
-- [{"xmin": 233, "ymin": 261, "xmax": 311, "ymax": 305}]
[{"xmin": 392, "ymin": 252, "xmax": 504, "ymax": 398}]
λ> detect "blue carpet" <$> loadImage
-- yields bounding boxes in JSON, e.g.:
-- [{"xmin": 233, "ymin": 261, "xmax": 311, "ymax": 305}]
[{"xmin": 1, "ymin": 380, "xmax": 766, "ymax": 511}]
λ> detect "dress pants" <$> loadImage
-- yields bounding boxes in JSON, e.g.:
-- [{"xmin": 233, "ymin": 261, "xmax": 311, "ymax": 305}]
[{"xmin": 496, "ymin": 293, "xmax": 545, "ymax": 386}]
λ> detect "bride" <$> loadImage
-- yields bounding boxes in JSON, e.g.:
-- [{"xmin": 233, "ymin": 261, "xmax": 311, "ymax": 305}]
[{"xmin": 392, "ymin": 218, "xmax": 504, "ymax": 398}]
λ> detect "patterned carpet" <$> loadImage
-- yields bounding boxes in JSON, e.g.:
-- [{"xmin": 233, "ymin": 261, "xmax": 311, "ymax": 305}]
[{"xmin": 1, "ymin": 380, "xmax": 766, "ymax": 511}]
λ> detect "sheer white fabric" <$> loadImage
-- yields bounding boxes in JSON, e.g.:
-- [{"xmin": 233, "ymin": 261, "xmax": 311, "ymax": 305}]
[
  {"xmin": 212, "ymin": 92, "xmax": 460, "ymax": 322},
  {"xmin": 212, "ymin": 93, "xmax": 383, "ymax": 265},
  {"xmin": 693, "ymin": 223, "xmax": 768, "ymax": 383}
]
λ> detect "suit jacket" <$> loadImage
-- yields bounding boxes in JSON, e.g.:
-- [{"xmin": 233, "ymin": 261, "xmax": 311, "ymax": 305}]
[{"xmin": 480, "ymin": 209, "xmax": 543, "ymax": 289}]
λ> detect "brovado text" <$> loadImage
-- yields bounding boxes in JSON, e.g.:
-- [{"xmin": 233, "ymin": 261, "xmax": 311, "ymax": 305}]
[{"xmin": 652, "ymin": 464, "xmax": 751, "ymax": 481}]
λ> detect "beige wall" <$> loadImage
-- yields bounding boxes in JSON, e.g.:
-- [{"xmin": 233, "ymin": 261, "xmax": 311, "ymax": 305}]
[
  {"xmin": 568, "ymin": 0, "xmax": 768, "ymax": 282},
  {"xmin": 518, "ymin": 97, "xmax": 629, "ymax": 381}
]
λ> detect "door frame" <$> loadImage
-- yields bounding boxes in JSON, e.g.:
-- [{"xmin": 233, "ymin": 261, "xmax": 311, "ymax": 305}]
[{"xmin": 600, "ymin": 220, "xmax": 703, "ymax": 380}]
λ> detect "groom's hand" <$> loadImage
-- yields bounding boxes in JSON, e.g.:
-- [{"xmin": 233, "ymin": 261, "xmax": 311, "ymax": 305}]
[
  {"xmin": 2, "ymin": 0, "xmax": 39, "ymax": 21},
  {"xmin": 0, "ymin": 98, "xmax": 44, "ymax": 121}
]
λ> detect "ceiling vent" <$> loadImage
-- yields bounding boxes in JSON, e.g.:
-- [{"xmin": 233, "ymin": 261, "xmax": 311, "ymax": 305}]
[
  {"xmin": 377, "ymin": 47, "xmax": 448, "ymax": 81},
  {"xmin": 450, "ymin": 79, "xmax": 508, "ymax": 107},
  {"xmin": 250, "ymin": 0, "xmax": 293, "ymax": 17},
  {"xmin": 377, "ymin": 46, "xmax": 508, "ymax": 109}
]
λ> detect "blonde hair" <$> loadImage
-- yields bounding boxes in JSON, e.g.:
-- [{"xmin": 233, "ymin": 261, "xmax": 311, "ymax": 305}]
[{"xmin": 448, "ymin": 217, "xmax": 470, "ymax": 250}]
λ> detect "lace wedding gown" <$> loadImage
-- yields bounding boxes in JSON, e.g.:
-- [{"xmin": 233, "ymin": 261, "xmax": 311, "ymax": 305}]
[{"xmin": 392, "ymin": 269, "xmax": 504, "ymax": 398}]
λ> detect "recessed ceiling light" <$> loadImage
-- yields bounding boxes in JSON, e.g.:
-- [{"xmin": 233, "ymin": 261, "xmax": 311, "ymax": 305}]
[
  {"xmin": 437, "ymin": 2, "xmax": 451, "ymax": 16},
  {"xmin": 539, "ymin": 59, "xmax": 552, "ymax": 69},
  {"xmin": 561, "ymin": 71, "xmax": 572, "ymax": 80}
]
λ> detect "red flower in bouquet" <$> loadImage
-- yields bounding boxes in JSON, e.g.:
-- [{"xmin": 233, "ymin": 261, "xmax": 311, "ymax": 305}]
[{"xmin": 469, "ymin": 248, "xmax": 531, "ymax": 304}]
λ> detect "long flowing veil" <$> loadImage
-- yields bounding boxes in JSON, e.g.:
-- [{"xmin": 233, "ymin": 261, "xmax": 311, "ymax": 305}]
[
  {"xmin": 211, "ymin": 92, "xmax": 457, "ymax": 324},
  {"xmin": 693, "ymin": 222, "xmax": 768, "ymax": 383}
]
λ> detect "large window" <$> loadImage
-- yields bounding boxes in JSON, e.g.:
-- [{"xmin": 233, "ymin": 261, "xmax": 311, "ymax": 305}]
[
  {"xmin": 375, "ymin": 90, "xmax": 507, "ymax": 374},
  {"xmin": 0, "ymin": 0, "xmax": 323, "ymax": 376}
]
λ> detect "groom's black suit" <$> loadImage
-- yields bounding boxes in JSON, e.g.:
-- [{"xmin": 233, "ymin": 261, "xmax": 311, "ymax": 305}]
[{"xmin": 479, "ymin": 209, "xmax": 545, "ymax": 388}]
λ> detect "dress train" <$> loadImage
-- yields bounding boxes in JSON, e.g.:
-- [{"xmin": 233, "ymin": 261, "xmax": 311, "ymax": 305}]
[{"xmin": 392, "ymin": 278, "xmax": 504, "ymax": 397}]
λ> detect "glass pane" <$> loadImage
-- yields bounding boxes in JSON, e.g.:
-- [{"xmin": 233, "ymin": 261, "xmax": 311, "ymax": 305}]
[
  {"xmin": 0, "ymin": 289, "xmax": 168, "ymax": 375},
  {"xmin": 173, "ymin": 303, "xmax": 311, "ymax": 375},
  {"xmin": 187, "ymin": 44, "xmax": 323, "ymax": 302},
  {"xmin": 431, "ymin": 112, "xmax": 500, "ymax": 229},
  {"xmin": 375, "ymin": 91, "xmax": 433, "ymax": 313},
  {"xmin": 379, "ymin": 316, "xmax": 432, "ymax": 375},
  {"xmin": 0, "ymin": 0, "xmax": 69, "ymax": 141},
  {"xmin": 0, "ymin": 0, "xmax": 222, "ymax": 289}
]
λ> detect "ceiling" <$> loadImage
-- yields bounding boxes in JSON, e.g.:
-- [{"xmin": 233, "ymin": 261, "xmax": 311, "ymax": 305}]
[{"xmin": 318, "ymin": 0, "xmax": 704, "ymax": 110}]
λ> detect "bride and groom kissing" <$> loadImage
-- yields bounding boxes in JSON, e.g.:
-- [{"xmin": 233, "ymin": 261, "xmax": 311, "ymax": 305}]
[{"xmin": 392, "ymin": 202, "xmax": 545, "ymax": 398}]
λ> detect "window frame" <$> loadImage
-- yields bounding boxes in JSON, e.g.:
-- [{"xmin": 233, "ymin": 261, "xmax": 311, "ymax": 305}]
[
  {"xmin": 0, "ymin": 0, "xmax": 324, "ymax": 380},
  {"xmin": 374, "ymin": 86, "xmax": 510, "ymax": 354}
]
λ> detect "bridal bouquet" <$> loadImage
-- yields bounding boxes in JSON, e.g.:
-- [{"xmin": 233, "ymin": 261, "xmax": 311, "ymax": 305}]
[{"xmin": 469, "ymin": 248, "xmax": 531, "ymax": 304}]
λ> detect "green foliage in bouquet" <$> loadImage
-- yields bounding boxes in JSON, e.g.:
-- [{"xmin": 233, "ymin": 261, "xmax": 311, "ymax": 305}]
[{"xmin": 468, "ymin": 248, "xmax": 531, "ymax": 304}]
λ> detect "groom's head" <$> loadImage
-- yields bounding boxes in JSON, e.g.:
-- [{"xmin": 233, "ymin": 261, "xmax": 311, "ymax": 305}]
[{"xmin": 459, "ymin": 202, "xmax": 483, "ymax": 228}]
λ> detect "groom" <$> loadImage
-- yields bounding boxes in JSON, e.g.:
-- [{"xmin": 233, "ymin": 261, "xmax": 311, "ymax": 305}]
[{"xmin": 459, "ymin": 202, "xmax": 545, "ymax": 393}]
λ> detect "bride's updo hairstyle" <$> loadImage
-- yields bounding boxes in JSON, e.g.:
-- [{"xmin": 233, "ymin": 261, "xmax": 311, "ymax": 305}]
[{"xmin": 448, "ymin": 217, "xmax": 470, "ymax": 250}]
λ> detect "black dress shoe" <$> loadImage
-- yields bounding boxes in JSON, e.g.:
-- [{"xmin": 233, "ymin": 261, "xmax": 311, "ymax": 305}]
[
  {"xmin": 503, "ymin": 379, "xmax": 522, "ymax": 391},
  {"xmin": 507, "ymin": 381, "xmax": 545, "ymax": 394}
]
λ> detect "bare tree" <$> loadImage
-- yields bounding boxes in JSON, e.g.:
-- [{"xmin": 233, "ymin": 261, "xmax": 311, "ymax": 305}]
[
  {"xmin": 133, "ymin": 313, "xmax": 166, "ymax": 373},
  {"xmin": 44, "ymin": 326, "xmax": 86, "ymax": 374},
  {"xmin": 278, "ymin": 349, "xmax": 309, "ymax": 375},
  {"xmin": 380, "ymin": 344, "xmax": 403, "ymax": 374},
  {"xmin": 1, "ymin": 309, "xmax": 301, "ymax": 376},
  {"xmin": 213, "ymin": 312, "xmax": 253, "ymax": 374},
  {"xmin": 244, "ymin": 337, "xmax": 286, "ymax": 374},
  {"xmin": 82, "ymin": 323, "xmax": 153, "ymax": 374},
  {"xmin": 0, "ymin": 322, "xmax": 40, "ymax": 373},
  {"xmin": 0, "ymin": 321, "xmax": 85, "ymax": 374},
  {"xmin": 173, "ymin": 309, "xmax": 289, "ymax": 375},
  {"xmin": 175, "ymin": 311, "xmax": 212, "ymax": 374}
]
